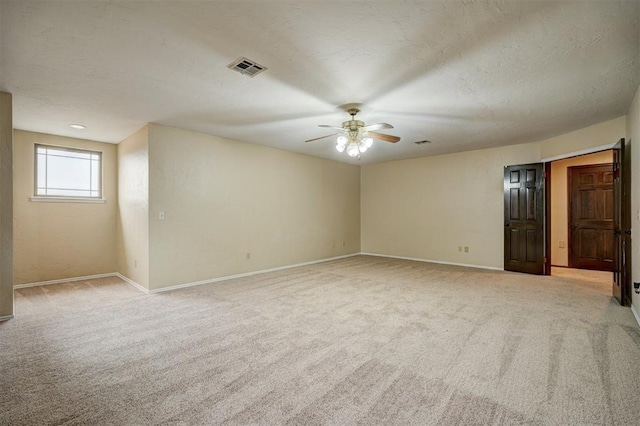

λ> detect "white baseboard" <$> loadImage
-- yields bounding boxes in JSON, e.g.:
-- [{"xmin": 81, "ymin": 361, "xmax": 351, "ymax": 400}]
[
  {"xmin": 13, "ymin": 271, "xmax": 150, "ymax": 294},
  {"xmin": 0, "ymin": 314, "xmax": 14, "ymax": 322},
  {"xmin": 13, "ymin": 273, "xmax": 118, "ymax": 289},
  {"xmin": 147, "ymin": 253, "xmax": 360, "ymax": 294},
  {"xmin": 632, "ymin": 304, "xmax": 640, "ymax": 329},
  {"xmin": 10, "ymin": 252, "xmax": 498, "ymax": 296},
  {"xmin": 9, "ymin": 254, "xmax": 360, "ymax": 295},
  {"xmin": 360, "ymin": 252, "xmax": 504, "ymax": 271},
  {"xmin": 114, "ymin": 273, "xmax": 149, "ymax": 294}
]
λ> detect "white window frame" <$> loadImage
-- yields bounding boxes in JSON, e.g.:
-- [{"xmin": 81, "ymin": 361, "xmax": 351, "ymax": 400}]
[{"xmin": 31, "ymin": 144, "xmax": 105, "ymax": 204}]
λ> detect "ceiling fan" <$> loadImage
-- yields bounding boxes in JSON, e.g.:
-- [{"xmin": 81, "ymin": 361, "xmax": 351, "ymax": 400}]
[{"xmin": 305, "ymin": 108, "xmax": 400, "ymax": 157}]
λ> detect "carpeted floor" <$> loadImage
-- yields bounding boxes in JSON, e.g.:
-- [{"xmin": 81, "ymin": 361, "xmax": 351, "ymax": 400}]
[{"xmin": 1, "ymin": 255, "xmax": 639, "ymax": 425}]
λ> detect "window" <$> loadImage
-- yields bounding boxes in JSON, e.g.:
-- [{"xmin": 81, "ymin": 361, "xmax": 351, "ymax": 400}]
[{"xmin": 35, "ymin": 144, "xmax": 102, "ymax": 199}]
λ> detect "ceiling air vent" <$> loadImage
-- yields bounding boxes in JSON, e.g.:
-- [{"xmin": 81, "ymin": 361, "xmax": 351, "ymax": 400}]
[
  {"xmin": 227, "ymin": 57, "xmax": 267, "ymax": 77},
  {"xmin": 413, "ymin": 140, "xmax": 432, "ymax": 145}
]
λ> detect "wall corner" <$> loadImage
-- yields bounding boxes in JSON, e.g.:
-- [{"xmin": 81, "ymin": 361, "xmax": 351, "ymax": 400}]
[{"xmin": 0, "ymin": 92, "xmax": 14, "ymax": 318}]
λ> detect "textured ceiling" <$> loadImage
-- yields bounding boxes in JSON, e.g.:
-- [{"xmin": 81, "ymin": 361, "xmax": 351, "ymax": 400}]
[{"xmin": 1, "ymin": 0, "xmax": 638, "ymax": 164}]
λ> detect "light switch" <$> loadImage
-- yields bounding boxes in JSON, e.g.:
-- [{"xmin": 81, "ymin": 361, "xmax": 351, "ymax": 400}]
[{"xmin": 159, "ymin": 212, "xmax": 165, "ymax": 220}]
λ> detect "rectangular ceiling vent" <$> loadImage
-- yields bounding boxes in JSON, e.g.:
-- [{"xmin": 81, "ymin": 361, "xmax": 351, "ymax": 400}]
[
  {"xmin": 227, "ymin": 57, "xmax": 267, "ymax": 77},
  {"xmin": 413, "ymin": 140, "xmax": 432, "ymax": 145}
]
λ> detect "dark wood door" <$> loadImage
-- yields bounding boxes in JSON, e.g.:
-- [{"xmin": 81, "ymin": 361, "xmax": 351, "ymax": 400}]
[
  {"xmin": 568, "ymin": 164, "xmax": 614, "ymax": 271},
  {"xmin": 504, "ymin": 163, "xmax": 545, "ymax": 274},
  {"xmin": 613, "ymin": 139, "xmax": 631, "ymax": 306}
]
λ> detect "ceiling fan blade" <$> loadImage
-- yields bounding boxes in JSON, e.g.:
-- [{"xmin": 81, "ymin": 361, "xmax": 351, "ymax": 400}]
[
  {"xmin": 305, "ymin": 133, "xmax": 340, "ymax": 143},
  {"xmin": 363, "ymin": 123, "xmax": 393, "ymax": 131},
  {"xmin": 367, "ymin": 131, "xmax": 400, "ymax": 143},
  {"xmin": 318, "ymin": 125, "xmax": 345, "ymax": 131}
]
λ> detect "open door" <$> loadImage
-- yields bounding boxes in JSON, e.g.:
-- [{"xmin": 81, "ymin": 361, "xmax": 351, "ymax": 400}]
[
  {"xmin": 504, "ymin": 163, "xmax": 546, "ymax": 274},
  {"xmin": 612, "ymin": 138, "xmax": 631, "ymax": 306}
]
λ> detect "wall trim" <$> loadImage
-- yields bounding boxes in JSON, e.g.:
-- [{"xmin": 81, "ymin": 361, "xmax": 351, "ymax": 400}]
[
  {"xmin": 10, "ymin": 254, "xmax": 360, "ymax": 295},
  {"xmin": 114, "ymin": 273, "xmax": 149, "ymax": 294},
  {"xmin": 146, "ymin": 253, "xmax": 361, "ymax": 294},
  {"xmin": 541, "ymin": 143, "xmax": 615, "ymax": 163},
  {"xmin": 632, "ymin": 304, "xmax": 640, "ymax": 330},
  {"xmin": 11, "ymin": 252, "xmax": 501, "ymax": 296},
  {"xmin": 0, "ymin": 314, "xmax": 14, "ymax": 322},
  {"xmin": 360, "ymin": 252, "xmax": 504, "ymax": 271},
  {"xmin": 13, "ymin": 273, "xmax": 119, "ymax": 289}
]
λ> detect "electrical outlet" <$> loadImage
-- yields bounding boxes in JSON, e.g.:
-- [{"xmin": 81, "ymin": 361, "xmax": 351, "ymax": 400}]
[
  {"xmin": 246, "ymin": 252, "xmax": 251, "ymax": 260},
  {"xmin": 159, "ymin": 211, "xmax": 165, "ymax": 220},
  {"xmin": 464, "ymin": 246, "xmax": 469, "ymax": 253},
  {"xmin": 134, "ymin": 259, "xmax": 137, "ymax": 268},
  {"xmin": 342, "ymin": 240, "xmax": 346, "ymax": 247},
  {"xmin": 458, "ymin": 246, "xmax": 462, "ymax": 252},
  {"xmin": 559, "ymin": 240, "xmax": 565, "ymax": 248}
]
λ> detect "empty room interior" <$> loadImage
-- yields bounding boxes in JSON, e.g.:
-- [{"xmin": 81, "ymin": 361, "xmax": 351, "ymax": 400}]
[{"xmin": 2, "ymin": 1, "xmax": 640, "ymax": 425}]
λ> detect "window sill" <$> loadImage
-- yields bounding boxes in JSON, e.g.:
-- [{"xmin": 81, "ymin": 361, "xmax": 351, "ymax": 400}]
[{"xmin": 30, "ymin": 197, "xmax": 106, "ymax": 204}]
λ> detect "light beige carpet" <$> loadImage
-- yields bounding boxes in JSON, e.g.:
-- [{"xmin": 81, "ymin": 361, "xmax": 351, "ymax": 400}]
[{"xmin": 1, "ymin": 255, "xmax": 639, "ymax": 425}]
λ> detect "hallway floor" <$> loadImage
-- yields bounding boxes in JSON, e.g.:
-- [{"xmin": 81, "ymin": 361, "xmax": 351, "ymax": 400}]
[{"xmin": 551, "ymin": 266, "xmax": 612, "ymax": 287}]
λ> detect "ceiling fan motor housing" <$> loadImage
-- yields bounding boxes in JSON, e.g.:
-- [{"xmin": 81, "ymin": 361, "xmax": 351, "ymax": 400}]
[{"xmin": 343, "ymin": 119, "xmax": 365, "ymax": 131}]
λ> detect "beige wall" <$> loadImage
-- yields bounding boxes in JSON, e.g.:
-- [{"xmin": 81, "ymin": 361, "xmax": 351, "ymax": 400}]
[
  {"xmin": 147, "ymin": 124, "xmax": 360, "ymax": 290},
  {"xmin": 12, "ymin": 130, "xmax": 117, "ymax": 284},
  {"xmin": 116, "ymin": 126, "xmax": 149, "ymax": 289},
  {"xmin": 0, "ymin": 93, "xmax": 13, "ymax": 319},
  {"xmin": 540, "ymin": 116, "xmax": 626, "ymax": 159},
  {"xmin": 550, "ymin": 151, "xmax": 613, "ymax": 267},
  {"xmin": 628, "ymin": 84, "xmax": 640, "ymax": 312},
  {"xmin": 362, "ymin": 143, "xmax": 540, "ymax": 269},
  {"xmin": 362, "ymin": 117, "xmax": 625, "ymax": 270}
]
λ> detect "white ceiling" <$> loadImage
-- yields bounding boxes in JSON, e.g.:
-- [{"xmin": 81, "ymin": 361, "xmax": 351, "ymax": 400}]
[{"xmin": 1, "ymin": 1, "xmax": 638, "ymax": 165}]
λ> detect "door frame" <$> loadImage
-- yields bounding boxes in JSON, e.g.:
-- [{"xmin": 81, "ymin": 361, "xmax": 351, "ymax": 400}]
[
  {"xmin": 540, "ymin": 141, "xmax": 629, "ymax": 304},
  {"xmin": 544, "ymin": 162, "xmax": 551, "ymax": 275}
]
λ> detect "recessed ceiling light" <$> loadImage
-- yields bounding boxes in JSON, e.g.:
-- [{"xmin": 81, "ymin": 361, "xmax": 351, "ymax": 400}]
[{"xmin": 69, "ymin": 124, "xmax": 86, "ymax": 130}]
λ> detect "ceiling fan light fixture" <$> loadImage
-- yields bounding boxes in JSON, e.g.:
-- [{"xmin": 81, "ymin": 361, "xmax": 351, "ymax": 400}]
[{"xmin": 305, "ymin": 107, "xmax": 400, "ymax": 157}]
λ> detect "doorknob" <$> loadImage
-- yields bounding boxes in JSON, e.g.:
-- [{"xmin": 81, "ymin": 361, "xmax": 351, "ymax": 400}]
[{"xmin": 505, "ymin": 223, "xmax": 510, "ymax": 227}]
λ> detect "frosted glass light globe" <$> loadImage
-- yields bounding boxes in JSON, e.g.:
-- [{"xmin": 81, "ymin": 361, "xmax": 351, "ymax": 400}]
[
  {"xmin": 347, "ymin": 143, "xmax": 359, "ymax": 157},
  {"xmin": 336, "ymin": 144, "xmax": 345, "ymax": 153},
  {"xmin": 363, "ymin": 137, "xmax": 373, "ymax": 148},
  {"xmin": 337, "ymin": 135, "xmax": 348, "ymax": 146}
]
